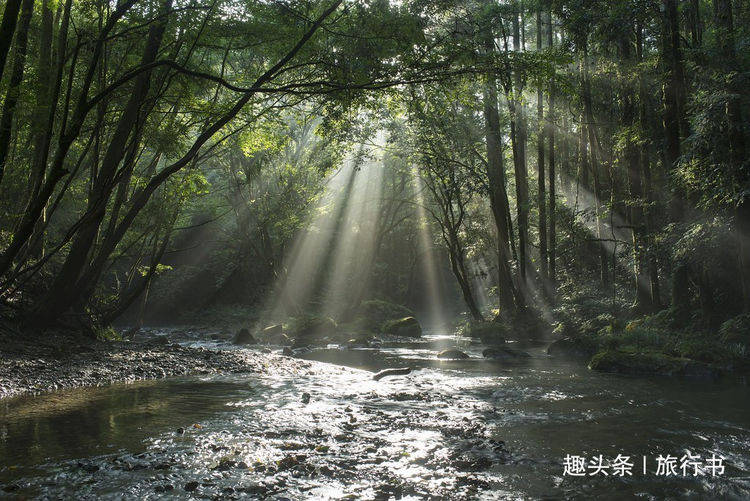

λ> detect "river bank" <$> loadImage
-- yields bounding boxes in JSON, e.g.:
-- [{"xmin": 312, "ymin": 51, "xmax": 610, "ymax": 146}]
[{"xmin": 0, "ymin": 327, "xmax": 308, "ymax": 400}]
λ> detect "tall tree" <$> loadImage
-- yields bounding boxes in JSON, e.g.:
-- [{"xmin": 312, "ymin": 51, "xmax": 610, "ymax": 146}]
[
  {"xmin": 536, "ymin": 5, "xmax": 548, "ymax": 283},
  {"xmin": 546, "ymin": 4, "xmax": 557, "ymax": 292},
  {"xmin": 0, "ymin": 0, "xmax": 32, "ymax": 186}
]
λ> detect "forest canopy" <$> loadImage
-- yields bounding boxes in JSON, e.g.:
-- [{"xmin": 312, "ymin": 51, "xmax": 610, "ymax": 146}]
[{"xmin": 0, "ymin": 0, "xmax": 748, "ymax": 363}]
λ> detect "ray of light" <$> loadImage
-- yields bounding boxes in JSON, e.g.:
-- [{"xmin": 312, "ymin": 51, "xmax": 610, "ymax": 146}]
[
  {"xmin": 266, "ymin": 158, "xmax": 359, "ymax": 320},
  {"xmin": 410, "ymin": 166, "xmax": 448, "ymax": 332},
  {"xmin": 319, "ymin": 145, "xmax": 386, "ymax": 320}
]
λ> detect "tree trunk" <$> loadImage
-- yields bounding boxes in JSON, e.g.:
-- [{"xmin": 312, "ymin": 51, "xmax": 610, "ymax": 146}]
[
  {"xmin": 38, "ymin": 0, "xmax": 172, "ymax": 323},
  {"xmin": 637, "ymin": 22, "xmax": 661, "ymax": 309},
  {"xmin": 546, "ymin": 5, "xmax": 556, "ymax": 292},
  {"xmin": 0, "ymin": 0, "xmax": 22, "ymax": 84},
  {"xmin": 536, "ymin": 7, "xmax": 547, "ymax": 283},
  {"xmin": 582, "ymin": 45, "xmax": 609, "ymax": 288},
  {"xmin": 0, "ymin": 0, "xmax": 127, "ymax": 278},
  {"xmin": 714, "ymin": 0, "xmax": 750, "ymax": 311},
  {"xmin": 621, "ymin": 31, "xmax": 649, "ymax": 311},
  {"xmin": 0, "ymin": 0, "xmax": 33, "ymax": 186},
  {"xmin": 448, "ymin": 239, "xmax": 483, "ymax": 321},
  {"xmin": 512, "ymin": 2, "xmax": 529, "ymax": 282},
  {"xmin": 662, "ymin": 0, "xmax": 687, "ymax": 221},
  {"xmin": 483, "ymin": 74, "xmax": 520, "ymax": 314}
]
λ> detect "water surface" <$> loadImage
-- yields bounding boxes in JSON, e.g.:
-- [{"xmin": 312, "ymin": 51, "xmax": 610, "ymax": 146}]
[{"xmin": 1, "ymin": 332, "xmax": 749, "ymax": 499}]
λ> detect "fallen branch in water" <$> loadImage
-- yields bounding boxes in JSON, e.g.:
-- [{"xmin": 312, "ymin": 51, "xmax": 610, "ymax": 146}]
[{"xmin": 372, "ymin": 367, "xmax": 412, "ymax": 381}]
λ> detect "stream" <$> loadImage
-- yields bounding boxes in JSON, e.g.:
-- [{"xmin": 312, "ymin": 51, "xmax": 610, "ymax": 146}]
[{"xmin": 1, "ymin": 330, "xmax": 749, "ymax": 499}]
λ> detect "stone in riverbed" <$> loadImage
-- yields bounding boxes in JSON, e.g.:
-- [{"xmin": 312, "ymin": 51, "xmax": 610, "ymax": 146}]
[
  {"xmin": 232, "ymin": 328, "xmax": 256, "ymax": 345},
  {"xmin": 184, "ymin": 481, "xmax": 200, "ymax": 492},
  {"xmin": 346, "ymin": 337, "xmax": 371, "ymax": 348},
  {"xmin": 382, "ymin": 317, "xmax": 422, "ymax": 338},
  {"xmin": 482, "ymin": 347, "xmax": 531, "ymax": 360},
  {"xmin": 437, "ymin": 349, "xmax": 469, "ymax": 359},
  {"xmin": 588, "ymin": 350, "xmax": 721, "ymax": 379}
]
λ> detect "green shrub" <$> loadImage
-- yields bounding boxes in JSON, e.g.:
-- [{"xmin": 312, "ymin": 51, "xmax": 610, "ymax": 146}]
[
  {"xmin": 719, "ymin": 313, "xmax": 750, "ymax": 348},
  {"xmin": 96, "ymin": 326, "xmax": 122, "ymax": 341}
]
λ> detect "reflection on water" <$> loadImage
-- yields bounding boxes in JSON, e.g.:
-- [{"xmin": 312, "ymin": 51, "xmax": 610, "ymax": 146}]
[{"xmin": 1, "ymin": 333, "xmax": 749, "ymax": 499}]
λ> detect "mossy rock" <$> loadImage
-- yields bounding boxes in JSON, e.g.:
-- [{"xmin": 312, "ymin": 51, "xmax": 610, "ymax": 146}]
[
  {"xmin": 382, "ymin": 316, "xmax": 422, "ymax": 338},
  {"xmin": 287, "ymin": 315, "xmax": 337, "ymax": 340},
  {"xmin": 232, "ymin": 328, "xmax": 256, "ymax": 345},
  {"xmin": 356, "ymin": 300, "xmax": 414, "ymax": 331},
  {"xmin": 588, "ymin": 350, "xmax": 720, "ymax": 379},
  {"xmin": 483, "ymin": 347, "xmax": 531, "ymax": 360},
  {"xmin": 346, "ymin": 336, "xmax": 373, "ymax": 348},
  {"xmin": 465, "ymin": 321, "xmax": 507, "ymax": 344},
  {"xmin": 437, "ymin": 349, "xmax": 469, "ymax": 359}
]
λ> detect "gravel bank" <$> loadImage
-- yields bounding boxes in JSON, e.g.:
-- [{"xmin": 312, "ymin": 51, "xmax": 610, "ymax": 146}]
[{"xmin": 0, "ymin": 330, "xmax": 303, "ymax": 399}]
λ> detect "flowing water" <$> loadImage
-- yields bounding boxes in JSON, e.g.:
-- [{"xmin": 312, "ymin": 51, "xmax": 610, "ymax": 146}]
[{"xmin": 1, "ymin": 331, "xmax": 749, "ymax": 499}]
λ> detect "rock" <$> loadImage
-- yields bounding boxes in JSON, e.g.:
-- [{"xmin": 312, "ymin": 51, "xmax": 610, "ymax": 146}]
[
  {"xmin": 232, "ymin": 328, "xmax": 256, "ymax": 345},
  {"xmin": 301, "ymin": 392, "xmax": 311, "ymax": 404},
  {"xmin": 356, "ymin": 299, "xmax": 415, "ymax": 331},
  {"xmin": 282, "ymin": 347, "xmax": 293, "ymax": 357},
  {"xmin": 465, "ymin": 321, "xmax": 508, "ymax": 343},
  {"xmin": 546, "ymin": 337, "xmax": 594, "ymax": 358},
  {"xmin": 346, "ymin": 337, "xmax": 371, "ymax": 348},
  {"xmin": 382, "ymin": 317, "xmax": 422, "ymax": 338},
  {"xmin": 291, "ymin": 316, "xmax": 337, "ymax": 340},
  {"xmin": 372, "ymin": 367, "xmax": 412, "ymax": 381},
  {"xmin": 482, "ymin": 347, "xmax": 531, "ymax": 360},
  {"xmin": 437, "ymin": 349, "xmax": 469, "ymax": 359},
  {"xmin": 262, "ymin": 324, "xmax": 283, "ymax": 337},
  {"xmin": 588, "ymin": 350, "xmax": 721, "ymax": 379}
]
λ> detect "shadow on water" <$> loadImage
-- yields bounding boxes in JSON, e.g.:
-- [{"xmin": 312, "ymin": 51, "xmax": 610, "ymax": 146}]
[{"xmin": 1, "ymin": 331, "xmax": 750, "ymax": 499}]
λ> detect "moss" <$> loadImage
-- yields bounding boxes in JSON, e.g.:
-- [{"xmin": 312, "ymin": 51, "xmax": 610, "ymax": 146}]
[
  {"xmin": 95, "ymin": 326, "xmax": 122, "ymax": 341},
  {"xmin": 382, "ymin": 316, "xmax": 421, "ymax": 337},
  {"xmin": 589, "ymin": 350, "xmax": 688, "ymax": 375},
  {"xmin": 354, "ymin": 300, "xmax": 414, "ymax": 332},
  {"xmin": 588, "ymin": 349, "xmax": 721, "ymax": 378},
  {"xmin": 463, "ymin": 321, "xmax": 507, "ymax": 342},
  {"xmin": 286, "ymin": 315, "xmax": 337, "ymax": 339}
]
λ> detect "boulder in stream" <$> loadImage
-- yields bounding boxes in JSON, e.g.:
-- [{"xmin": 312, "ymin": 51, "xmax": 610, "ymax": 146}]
[
  {"xmin": 346, "ymin": 337, "xmax": 371, "ymax": 348},
  {"xmin": 382, "ymin": 317, "xmax": 422, "ymax": 338},
  {"xmin": 482, "ymin": 347, "xmax": 531, "ymax": 360},
  {"xmin": 437, "ymin": 349, "xmax": 469, "ymax": 359},
  {"xmin": 232, "ymin": 328, "xmax": 256, "ymax": 345}
]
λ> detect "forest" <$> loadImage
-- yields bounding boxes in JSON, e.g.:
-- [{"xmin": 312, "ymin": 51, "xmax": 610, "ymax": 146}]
[{"xmin": 0, "ymin": 0, "xmax": 749, "ymax": 499}]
